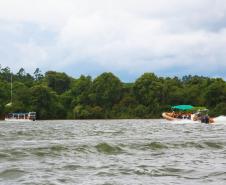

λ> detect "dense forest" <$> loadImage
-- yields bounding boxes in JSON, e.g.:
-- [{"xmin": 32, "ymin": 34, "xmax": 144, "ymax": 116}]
[{"xmin": 0, "ymin": 65, "xmax": 226, "ymax": 120}]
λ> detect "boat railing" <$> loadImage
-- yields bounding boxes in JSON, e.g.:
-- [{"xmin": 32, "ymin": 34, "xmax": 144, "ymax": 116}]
[{"xmin": 5, "ymin": 112, "xmax": 36, "ymax": 120}]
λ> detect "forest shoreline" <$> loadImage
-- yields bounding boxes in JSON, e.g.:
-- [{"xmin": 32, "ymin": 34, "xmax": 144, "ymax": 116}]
[{"xmin": 0, "ymin": 66, "xmax": 226, "ymax": 120}]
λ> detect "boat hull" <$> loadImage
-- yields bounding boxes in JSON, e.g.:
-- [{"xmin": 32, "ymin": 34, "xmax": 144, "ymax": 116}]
[
  {"xmin": 162, "ymin": 112, "xmax": 180, "ymax": 121},
  {"xmin": 5, "ymin": 118, "xmax": 35, "ymax": 122},
  {"xmin": 162, "ymin": 112, "xmax": 214, "ymax": 124}
]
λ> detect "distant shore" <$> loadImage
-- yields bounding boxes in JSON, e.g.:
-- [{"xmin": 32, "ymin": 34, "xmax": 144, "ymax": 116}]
[{"xmin": 1, "ymin": 66, "xmax": 226, "ymax": 120}]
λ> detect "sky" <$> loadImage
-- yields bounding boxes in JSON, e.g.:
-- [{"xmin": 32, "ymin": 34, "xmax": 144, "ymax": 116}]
[{"xmin": 0, "ymin": 0, "xmax": 226, "ymax": 82}]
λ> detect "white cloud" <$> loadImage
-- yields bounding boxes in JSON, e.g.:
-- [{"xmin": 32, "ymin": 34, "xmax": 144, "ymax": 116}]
[
  {"xmin": 0, "ymin": 0, "xmax": 226, "ymax": 80},
  {"xmin": 15, "ymin": 41, "xmax": 48, "ymax": 69}
]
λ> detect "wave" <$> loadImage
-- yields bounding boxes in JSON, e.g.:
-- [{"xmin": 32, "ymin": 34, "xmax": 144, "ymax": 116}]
[
  {"xmin": 62, "ymin": 164, "xmax": 83, "ymax": 171},
  {"xmin": 143, "ymin": 142, "xmax": 168, "ymax": 150},
  {"xmin": 129, "ymin": 141, "xmax": 225, "ymax": 151},
  {"xmin": 95, "ymin": 143, "xmax": 123, "ymax": 155},
  {"xmin": 0, "ymin": 152, "xmax": 11, "ymax": 158},
  {"xmin": 203, "ymin": 141, "xmax": 224, "ymax": 149},
  {"xmin": 172, "ymin": 141, "xmax": 205, "ymax": 149},
  {"xmin": 1, "ymin": 140, "xmax": 224, "ymax": 161},
  {"xmin": 171, "ymin": 120, "xmax": 200, "ymax": 124},
  {"xmin": 0, "ymin": 168, "xmax": 26, "ymax": 180},
  {"xmin": 126, "ymin": 167, "xmax": 195, "ymax": 177},
  {"xmin": 214, "ymin": 116, "xmax": 226, "ymax": 124}
]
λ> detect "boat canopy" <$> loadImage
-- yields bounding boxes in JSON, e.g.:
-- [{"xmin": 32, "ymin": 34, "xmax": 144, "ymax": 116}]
[{"xmin": 171, "ymin": 105, "xmax": 194, "ymax": 110}]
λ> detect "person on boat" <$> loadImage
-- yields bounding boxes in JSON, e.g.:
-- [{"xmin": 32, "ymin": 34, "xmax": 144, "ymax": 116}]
[
  {"xmin": 171, "ymin": 111, "xmax": 176, "ymax": 118},
  {"xmin": 188, "ymin": 113, "xmax": 191, "ymax": 119},
  {"xmin": 201, "ymin": 114, "xmax": 210, "ymax": 124},
  {"xmin": 177, "ymin": 113, "xmax": 183, "ymax": 119}
]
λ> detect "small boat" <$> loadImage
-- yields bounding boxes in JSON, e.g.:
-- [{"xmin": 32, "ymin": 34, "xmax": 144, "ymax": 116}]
[
  {"xmin": 162, "ymin": 105, "xmax": 214, "ymax": 124},
  {"xmin": 4, "ymin": 75, "xmax": 36, "ymax": 122},
  {"xmin": 5, "ymin": 112, "xmax": 36, "ymax": 122}
]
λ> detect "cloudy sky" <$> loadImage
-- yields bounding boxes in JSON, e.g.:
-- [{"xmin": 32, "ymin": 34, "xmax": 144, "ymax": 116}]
[{"xmin": 0, "ymin": 0, "xmax": 226, "ymax": 81}]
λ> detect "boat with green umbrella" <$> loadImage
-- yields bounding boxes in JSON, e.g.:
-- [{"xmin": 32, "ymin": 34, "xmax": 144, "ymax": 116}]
[{"xmin": 162, "ymin": 105, "xmax": 214, "ymax": 124}]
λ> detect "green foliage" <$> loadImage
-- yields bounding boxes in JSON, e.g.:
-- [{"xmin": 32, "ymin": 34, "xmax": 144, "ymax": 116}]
[
  {"xmin": 91, "ymin": 73, "xmax": 123, "ymax": 108},
  {"xmin": 30, "ymin": 85, "xmax": 61, "ymax": 119},
  {"xmin": 204, "ymin": 79, "xmax": 226, "ymax": 108},
  {"xmin": 45, "ymin": 71, "xmax": 71, "ymax": 94},
  {"xmin": 133, "ymin": 105, "xmax": 149, "ymax": 118},
  {"xmin": 190, "ymin": 106, "xmax": 207, "ymax": 112},
  {"xmin": 73, "ymin": 105, "xmax": 104, "ymax": 119},
  {"xmin": 0, "ymin": 81, "xmax": 8, "ymax": 115},
  {"xmin": 34, "ymin": 68, "xmax": 44, "ymax": 81},
  {"xmin": 71, "ymin": 75, "xmax": 92, "ymax": 105},
  {"xmin": 210, "ymin": 103, "xmax": 226, "ymax": 116},
  {"xmin": 134, "ymin": 73, "xmax": 163, "ymax": 106},
  {"xmin": 10, "ymin": 82, "xmax": 32, "ymax": 112},
  {"xmin": 0, "ymin": 65, "xmax": 226, "ymax": 119},
  {"xmin": 73, "ymin": 105, "xmax": 91, "ymax": 119}
]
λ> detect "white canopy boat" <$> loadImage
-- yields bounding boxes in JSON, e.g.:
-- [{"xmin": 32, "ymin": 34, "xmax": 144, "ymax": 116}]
[
  {"xmin": 5, "ymin": 112, "xmax": 36, "ymax": 122},
  {"xmin": 4, "ymin": 75, "xmax": 36, "ymax": 122}
]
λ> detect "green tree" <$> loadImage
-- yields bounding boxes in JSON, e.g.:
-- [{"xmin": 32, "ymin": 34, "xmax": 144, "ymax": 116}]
[
  {"xmin": 71, "ymin": 75, "xmax": 92, "ymax": 106},
  {"xmin": 1, "ymin": 65, "xmax": 226, "ymax": 120},
  {"xmin": 73, "ymin": 105, "xmax": 91, "ymax": 119},
  {"xmin": 204, "ymin": 79, "xmax": 226, "ymax": 108},
  {"xmin": 59, "ymin": 91, "xmax": 74, "ymax": 118},
  {"xmin": 34, "ymin": 68, "xmax": 43, "ymax": 81},
  {"xmin": 133, "ymin": 105, "xmax": 149, "ymax": 118},
  {"xmin": 9, "ymin": 82, "xmax": 31, "ymax": 112},
  {"xmin": 91, "ymin": 72, "xmax": 123, "ymax": 108},
  {"xmin": 133, "ymin": 73, "xmax": 163, "ymax": 116},
  {"xmin": 210, "ymin": 102, "xmax": 226, "ymax": 116},
  {"xmin": 0, "ymin": 81, "xmax": 8, "ymax": 116},
  {"xmin": 0, "ymin": 67, "xmax": 11, "ymax": 82},
  {"xmin": 45, "ymin": 71, "xmax": 71, "ymax": 94},
  {"xmin": 30, "ymin": 85, "xmax": 58, "ymax": 119}
]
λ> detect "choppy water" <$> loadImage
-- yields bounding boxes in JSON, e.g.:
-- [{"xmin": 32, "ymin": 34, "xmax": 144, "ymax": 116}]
[{"xmin": 0, "ymin": 120, "xmax": 226, "ymax": 185}]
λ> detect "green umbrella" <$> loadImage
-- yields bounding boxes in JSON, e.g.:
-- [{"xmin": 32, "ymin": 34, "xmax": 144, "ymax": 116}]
[{"xmin": 171, "ymin": 105, "xmax": 194, "ymax": 111}]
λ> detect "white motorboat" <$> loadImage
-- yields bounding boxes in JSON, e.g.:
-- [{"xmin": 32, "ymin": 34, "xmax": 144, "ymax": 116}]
[
  {"xmin": 4, "ymin": 75, "xmax": 36, "ymax": 122},
  {"xmin": 5, "ymin": 112, "xmax": 36, "ymax": 122}
]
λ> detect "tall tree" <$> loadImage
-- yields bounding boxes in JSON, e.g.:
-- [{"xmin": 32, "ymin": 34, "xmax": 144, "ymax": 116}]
[
  {"xmin": 30, "ymin": 85, "xmax": 58, "ymax": 119},
  {"xmin": 91, "ymin": 72, "xmax": 123, "ymax": 109},
  {"xmin": 71, "ymin": 75, "xmax": 92, "ymax": 106},
  {"xmin": 34, "ymin": 68, "xmax": 43, "ymax": 81},
  {"xmin": 45, "ymin": 71, "xmax": 71, "ymax": 94}
]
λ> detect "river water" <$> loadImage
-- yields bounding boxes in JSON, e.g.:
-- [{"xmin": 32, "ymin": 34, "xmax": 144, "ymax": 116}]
[{"xmin": 0, "ymin": 120, "xmax": 226, "ymax": 185}]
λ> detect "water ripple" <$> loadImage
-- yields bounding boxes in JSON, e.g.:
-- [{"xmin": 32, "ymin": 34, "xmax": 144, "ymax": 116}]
[
  {"xmin": 0, "ymin": 120, "xmax": 226, "ymax": 185},
  {"xmin": 95, "ymin": 143, "xmax": 123, "ymax": 155}
]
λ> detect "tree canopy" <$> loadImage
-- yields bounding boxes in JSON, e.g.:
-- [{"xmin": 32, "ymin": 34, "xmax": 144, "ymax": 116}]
[{"xmin": 0, "ymin": 66, "xmax": 226, "ymax": 119}]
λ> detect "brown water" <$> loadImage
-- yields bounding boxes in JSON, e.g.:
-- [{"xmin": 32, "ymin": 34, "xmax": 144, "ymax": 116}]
[{"xmin": 0, "ymin": 120, "xmax": 226, "ymax": 185}]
